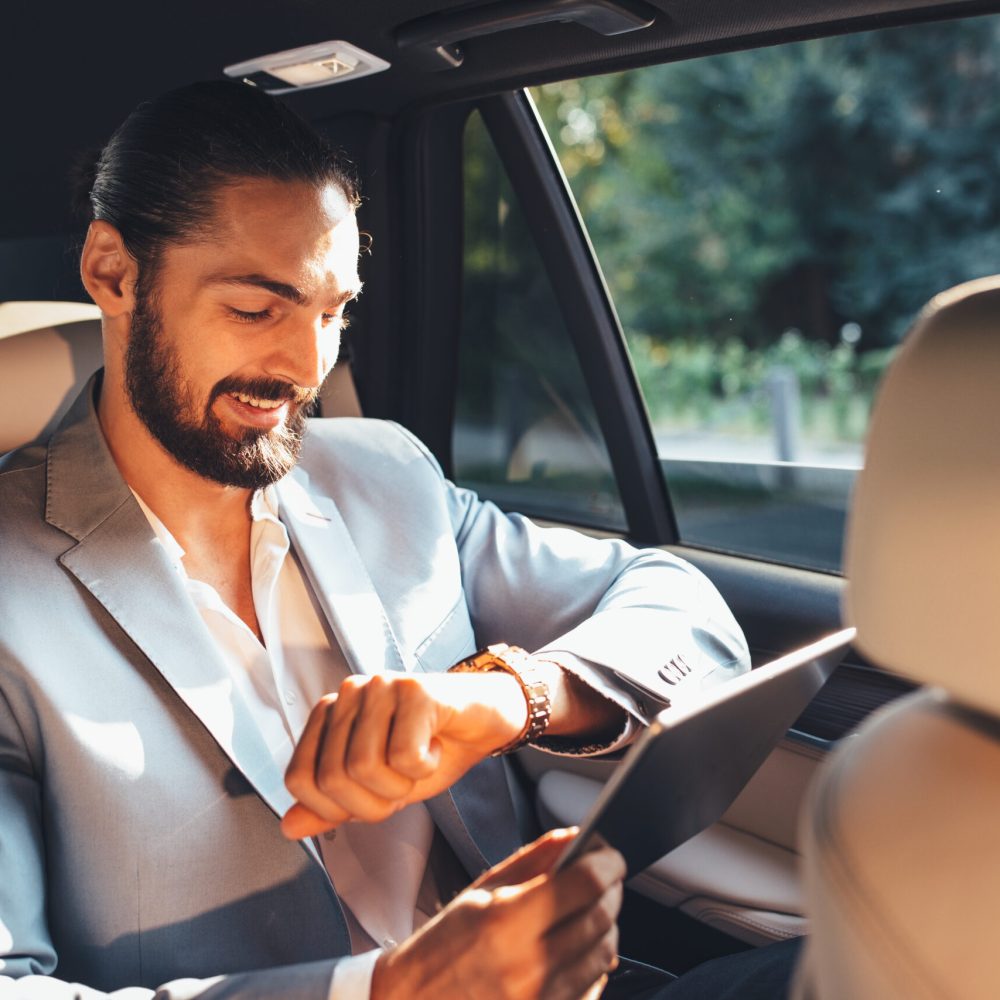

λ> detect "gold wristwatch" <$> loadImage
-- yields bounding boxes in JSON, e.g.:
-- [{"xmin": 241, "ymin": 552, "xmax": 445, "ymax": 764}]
[{"xmin": 448, "ymin": 642, "xmax": 552, "ymax": 755}]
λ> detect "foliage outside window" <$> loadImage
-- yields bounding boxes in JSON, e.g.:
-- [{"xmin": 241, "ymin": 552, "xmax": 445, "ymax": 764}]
[{"xmin": 532, "ymin": 17, "xmax": 1000, "ymax": 570}]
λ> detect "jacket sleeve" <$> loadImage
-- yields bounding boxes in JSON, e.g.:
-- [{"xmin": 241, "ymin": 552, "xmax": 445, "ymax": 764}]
[
  {"xmin": 391, "ymin": 425, "xmax": 750, "ymax": 727},
  {"xmin": 0, "ymin": 688, "xmax": 339, "ymax": 1000}
]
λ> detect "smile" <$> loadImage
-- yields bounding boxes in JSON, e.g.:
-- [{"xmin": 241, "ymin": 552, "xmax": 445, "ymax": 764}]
[{"xmin": 229, "ymin": 391, "xmax": 286, "ymax": 410}]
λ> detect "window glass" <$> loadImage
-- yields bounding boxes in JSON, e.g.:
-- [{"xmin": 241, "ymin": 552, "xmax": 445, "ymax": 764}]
[
  {"xmin": 533, "ymin": 17, "xmax": 1000, "ymax": 571},
  {"xmin": 454, "ymin": 110, "xmax": 625, "ymax": 530}
]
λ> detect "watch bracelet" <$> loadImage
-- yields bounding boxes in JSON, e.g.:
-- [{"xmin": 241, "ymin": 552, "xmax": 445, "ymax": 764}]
[{"xmin": 448, "ymin": 643, "xmax": 552, "ymax": 755}]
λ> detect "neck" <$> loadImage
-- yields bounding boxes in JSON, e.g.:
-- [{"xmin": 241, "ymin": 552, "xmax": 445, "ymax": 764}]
[{"xmin": 97, "ymin": 376, "xmax": 254, "ymax": 548}]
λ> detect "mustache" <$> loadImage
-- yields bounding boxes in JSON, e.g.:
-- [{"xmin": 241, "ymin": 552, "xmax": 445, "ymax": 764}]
[{"xmin": 211, "ymin": 376, "xmax": 319, "ymax": 408}]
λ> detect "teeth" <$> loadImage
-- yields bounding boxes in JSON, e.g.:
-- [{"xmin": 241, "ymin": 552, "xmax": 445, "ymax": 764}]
[{"xmin": 233, "ymin": 392, "xmax": 283, "ymax": 410}]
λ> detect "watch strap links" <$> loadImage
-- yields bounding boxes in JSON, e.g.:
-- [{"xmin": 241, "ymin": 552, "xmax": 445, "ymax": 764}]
[{"xmin": 448, "ymin": 642, "xmax": 552, "ymax": 755}]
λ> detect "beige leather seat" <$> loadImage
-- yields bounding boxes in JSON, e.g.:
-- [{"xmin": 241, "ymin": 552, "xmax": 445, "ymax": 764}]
[
  {"xmin": 793, "ymin": 276, "xmax": 1000, "ymax": 1000},
  {"xmin": 0, "ymin": 302, "xmax": 103, "ymax": 453}
]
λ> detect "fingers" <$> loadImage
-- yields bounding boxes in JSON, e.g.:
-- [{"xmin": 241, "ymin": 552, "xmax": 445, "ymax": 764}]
[
  {"xmin": 473, "ymin": 827, "xmax": 578, "ymax": 891},
  {"xmin": 284, "ymin": 679, "xmax": 398, "ymax": 834},
  {"xmin": 375, "ymin": 837, "xmax": 624, "ymax": 1000},
  {"xmin": 476, "ymin": 839, "xmax": 625, "ymax": 994},
  {"xmin": 385, "ymin": 685, "xmax": 443, "ymax": 780},
  {"xmin": 284, "ymin": 675, "xmax": 452, "ymax": 838},
  {"xmin": 462, "ymin": 844, "xmax": 624, "ymax": 1000},
  {"xmin": 542, "ymin": 881, "xmax": 622, "ymax": 999},
  {"xmin": 521, "ymin": 844, "xmax": 626, "ymax": 929},
  {"xmin": 347, "ymin": 678, "xmax": 432, "ymax": 794}
]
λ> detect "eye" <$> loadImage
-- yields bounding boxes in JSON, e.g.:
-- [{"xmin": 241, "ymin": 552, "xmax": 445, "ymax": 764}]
[
  {"xmin": 228, "ymin": 307, "xmax": 272, "ymax": 324},
  {"xmin": 323, "ymin": 312, "xmax": 351, "ymax": 330}
]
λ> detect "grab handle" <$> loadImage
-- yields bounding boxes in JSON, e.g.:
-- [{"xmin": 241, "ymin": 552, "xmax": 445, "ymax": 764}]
[{"xmin": 396, "ymin": 0, "xmax": 656, "ymax": 70}]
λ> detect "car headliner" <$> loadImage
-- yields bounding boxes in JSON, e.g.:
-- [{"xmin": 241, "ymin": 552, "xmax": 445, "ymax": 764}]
[{"xmin": 1, "ymin": 0, "xmax": 995, "ymax": 240}]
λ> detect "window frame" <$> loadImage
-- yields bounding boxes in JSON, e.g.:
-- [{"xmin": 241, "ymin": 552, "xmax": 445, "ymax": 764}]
[{"xmin": 471, "ymin": 91, "xmax": 677, "ymax": 545}]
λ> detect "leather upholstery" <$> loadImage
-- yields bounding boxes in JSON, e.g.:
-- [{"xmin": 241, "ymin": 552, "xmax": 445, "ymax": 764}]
[
  {"xmin": 0, "ymin": 303, "xmax": 102, "ymax": 453},
  {"xmin": 794, "ymin": 276, "xmax": 1000, "ymax": 999},
  {"xmin": 844, "ymin": 275, "xmax": 1000, "ymax": 716},
  {"xmin": 534, "ymin": 760, "xmax": 810, "ymax": 945}
]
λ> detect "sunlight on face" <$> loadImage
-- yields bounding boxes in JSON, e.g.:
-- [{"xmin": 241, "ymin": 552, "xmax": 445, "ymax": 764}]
[{"xmin": 124, "ymin": 179, "xmax": 361, "ymax": 488}]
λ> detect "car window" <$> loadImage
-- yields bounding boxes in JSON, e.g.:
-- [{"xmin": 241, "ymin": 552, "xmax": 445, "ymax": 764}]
[
  {"xmin": 530, "ymin": 16, "xmax": 1000, "ymax": 571},
  {"xmin": 454, "ymin": 110, "xmax": 626, "ymax": 531}
]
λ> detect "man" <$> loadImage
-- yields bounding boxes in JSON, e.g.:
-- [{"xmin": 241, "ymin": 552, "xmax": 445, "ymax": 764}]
[{"xmin": 0, "ymin": 81, "xmax": 773, "ymax": 999}]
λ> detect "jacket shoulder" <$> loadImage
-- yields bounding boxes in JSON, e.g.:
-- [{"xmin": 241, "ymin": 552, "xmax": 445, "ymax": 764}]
[
  {"xmin": 299, "ymin": 417, "xmax": 443, "ymax": 481},
  {"xmin": 0, "ymin": 445, "xmax": 48, "ymax": 538}
]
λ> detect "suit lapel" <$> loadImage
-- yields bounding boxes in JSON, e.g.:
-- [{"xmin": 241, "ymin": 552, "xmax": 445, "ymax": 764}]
[
  {"xmin": 46, "ymin": 380, "xmax": 323, "ymax": 868},
  {"xmin": 276, "ymin": 468, "xmax": 412, "ymax": 676},
  {"xmin": 277, "ymin": 469, "xmax": 525, "ymax": 869}
]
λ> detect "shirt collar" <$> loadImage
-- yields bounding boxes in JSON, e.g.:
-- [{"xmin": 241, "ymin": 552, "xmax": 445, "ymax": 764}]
[{"xmin": 131, "ymin": 485, "xmax": 283, "ymax": 574}]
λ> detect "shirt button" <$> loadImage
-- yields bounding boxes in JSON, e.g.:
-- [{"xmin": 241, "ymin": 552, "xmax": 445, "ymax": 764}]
[
  {"xmin": 323, "ymin": 830, "xmax": 337, "ymax": 842},
  {"xmin": 284, "ymin": 690, "xmax": 297, "ymax": 705},
  {"xmin": 382, "ymin": 937, "xmax": 398, "ymax": 950}
]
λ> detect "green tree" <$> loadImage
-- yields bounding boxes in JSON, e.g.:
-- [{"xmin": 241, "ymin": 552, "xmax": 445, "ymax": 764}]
[{"xmin": 533, "ymin": 17, "xmax": 1000, "ymax": 351}]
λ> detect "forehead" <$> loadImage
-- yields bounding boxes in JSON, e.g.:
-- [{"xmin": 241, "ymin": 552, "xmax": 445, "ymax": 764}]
[{"xmin": 163, "ymin": 177, "xmax": 361, "ymax": 295}]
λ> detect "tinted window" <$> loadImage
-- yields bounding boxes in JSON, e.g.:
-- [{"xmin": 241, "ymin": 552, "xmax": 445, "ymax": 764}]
[
  {"xmin": 533, "ymin": 17, "xmax": 1000, "ymax": 570},
  {"xmin": 455, "ymin": 110, "xmax": 626, "ymax": 531}
]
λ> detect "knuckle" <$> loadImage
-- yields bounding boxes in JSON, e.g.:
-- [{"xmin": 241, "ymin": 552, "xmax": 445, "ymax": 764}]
[
  {"xmin": 454, "ymin": 889, "xmax": 493, "ymax": 924},
  {"xmin": 607, "ymin": 880, "xmax": 624, "ymax": 917},
  {"xmin": 315, "ymin": 768, "xmax": 347, "ymax": 798},
  {"xmin": 387, "ymin": 743, "xmax": 423, "ymax": 773},
  {"xmin": 601, "ymin": 926, "xmax": 619, "ymax": 968},
  {"xmin": 340, "ymin": 675, "xmax": 367, "ymax": 697},
  {"xmin": 345, "ymin": 753, "xmax": 379, "ymax": 783},
  {"xmin": 591, "ymin": 902, "xmax": 615, "ymax": 937},
  {"xmin": 284, "ymin": 766, "xmax": 306, "ymax": 796},
  {"xmin": 476, "ymin": 898, "xmax": 504, "ymax": 931},
  {"xmin": 392, "ymin": 675, "xmax": 427, "ymax": 708},
  {"xmin": 577, "ymin": 859, "xmax": 606, "ymax": 897}
]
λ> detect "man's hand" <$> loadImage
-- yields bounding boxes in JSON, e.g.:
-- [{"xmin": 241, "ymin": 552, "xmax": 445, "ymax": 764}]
[
  {"xmin": 281, "ymin": 671, "xmax": 528, "ymax": 838},
  {"xmin": 372, "ymin": 828, "xmax": 625, "ymax": 1000}
]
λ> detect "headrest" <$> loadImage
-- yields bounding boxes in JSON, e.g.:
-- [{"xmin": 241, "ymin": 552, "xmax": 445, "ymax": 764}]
[
  {"xmin": 0, "ymin": 302, "xmax": 102, "ymax": 454},
  {"xmin": 844, "ymin": 276, "xmax": 1000, "ymax": 716}
]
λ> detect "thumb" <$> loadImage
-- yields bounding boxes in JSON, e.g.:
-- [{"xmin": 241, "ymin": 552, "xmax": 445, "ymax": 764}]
[
  {"xmin": 280, "ymin": 801, "xmax": 346, "ymax": 840},
  {"xmin": 473, "ymin": 827, "xmax": 578, "ymax": 890}
]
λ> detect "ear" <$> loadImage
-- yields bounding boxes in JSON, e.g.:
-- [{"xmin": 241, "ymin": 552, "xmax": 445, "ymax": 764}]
[{"xmin": 80, "ymin": 220, "xmax": 139, "ymax": 317}]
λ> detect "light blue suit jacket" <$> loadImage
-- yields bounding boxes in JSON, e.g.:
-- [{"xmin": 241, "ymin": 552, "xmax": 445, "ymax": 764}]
[{"xmin": 0, "ymin": 379, "xmax": 748, "ymax": 998}]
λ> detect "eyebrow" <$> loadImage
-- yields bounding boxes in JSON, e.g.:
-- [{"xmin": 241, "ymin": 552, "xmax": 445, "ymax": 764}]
[{"xmin": 204, "ymin": 272, "xmax": 362, "ymax": 307}]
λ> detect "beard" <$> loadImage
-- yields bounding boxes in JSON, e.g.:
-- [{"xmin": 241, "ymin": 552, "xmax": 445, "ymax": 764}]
[{"xmin": 124, "ymin": 286, "xmax": 317, "ymax": 489}]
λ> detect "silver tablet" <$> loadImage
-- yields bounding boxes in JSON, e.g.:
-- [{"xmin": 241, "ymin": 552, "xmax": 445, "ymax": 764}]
[{"xmin": 556, "ymin": 628, "xmax": 855, "ymax": 875}]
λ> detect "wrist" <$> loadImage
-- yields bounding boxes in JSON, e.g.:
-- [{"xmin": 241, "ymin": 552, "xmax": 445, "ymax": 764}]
[
  {"xmin": 449, "ymin": 643, "xmax": 552, "ymax": 754},
  {"xmin": 531, "ymin": 656, "xmax": 628, "ymax": 742}
]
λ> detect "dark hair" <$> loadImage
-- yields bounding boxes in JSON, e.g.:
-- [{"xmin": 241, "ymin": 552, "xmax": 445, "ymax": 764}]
[{"xmin": 74, "ymin": 80, "xmax": 360, "ymax": 276}]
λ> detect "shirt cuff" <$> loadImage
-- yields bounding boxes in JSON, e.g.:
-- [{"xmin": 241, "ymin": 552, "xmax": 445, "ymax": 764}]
[
  {"xmin": 328, "ymin": 948, "xmax": 383, "ymax": 1000},
  {"xmin": 529, "ymin": 650, "xmax": 643, "ymax": 756}
]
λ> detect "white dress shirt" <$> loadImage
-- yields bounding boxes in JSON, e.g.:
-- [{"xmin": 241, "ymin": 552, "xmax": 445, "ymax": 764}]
[{"xmin": 133, "ymin": 487, "xmax": 420, "ymax": 998}]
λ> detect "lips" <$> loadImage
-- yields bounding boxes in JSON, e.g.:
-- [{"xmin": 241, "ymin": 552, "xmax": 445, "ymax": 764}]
[{"xmin": 221, "ymin": 391, "xmax": 291, "ymax": 429}]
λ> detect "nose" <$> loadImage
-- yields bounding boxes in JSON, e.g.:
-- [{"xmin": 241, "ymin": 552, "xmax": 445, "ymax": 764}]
[{"xmin": 269, "ymin": 315, "xmax": 341, "ymax": 391}]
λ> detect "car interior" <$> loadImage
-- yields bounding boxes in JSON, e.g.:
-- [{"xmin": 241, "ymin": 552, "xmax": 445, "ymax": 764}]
[{"xmin": 2, "ymin": 0, "xmax": 998, "ymax": 993}]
